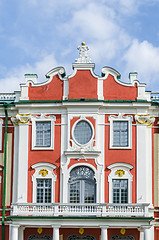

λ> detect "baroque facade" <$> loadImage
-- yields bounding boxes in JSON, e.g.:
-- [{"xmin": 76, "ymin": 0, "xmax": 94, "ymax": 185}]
[{"xmin": 0, "ymin": 43, "xmax": 159, "ymax": 240}]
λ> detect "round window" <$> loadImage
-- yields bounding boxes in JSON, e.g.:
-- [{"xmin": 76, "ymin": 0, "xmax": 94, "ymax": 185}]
[{"xmin": 73, "ymin": 120, "xmax": 93, "ymax": 145}]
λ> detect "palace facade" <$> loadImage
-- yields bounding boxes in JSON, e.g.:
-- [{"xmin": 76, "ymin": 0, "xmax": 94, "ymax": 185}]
[{"xmin": 1, "ymin": 43, "xmax": 159, "ymax": 240}]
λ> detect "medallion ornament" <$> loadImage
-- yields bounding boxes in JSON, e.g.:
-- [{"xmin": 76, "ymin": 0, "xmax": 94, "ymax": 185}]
[
  {"xmin": 39, "ymin": 169, "xmax": 49, "ymax": 177},
  {"xmin": 115, "ymin": 169, "xmax": 125, "ymax": 177}
]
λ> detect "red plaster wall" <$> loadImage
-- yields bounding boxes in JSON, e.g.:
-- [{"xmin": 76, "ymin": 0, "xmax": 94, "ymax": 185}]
[
  {"xmin": 105, "ymin": 115, "xmax": 137, "ymax": 203},
  {"xmin": 154, "ymin": 227, "xmax": 159, "ymax": 240},
  {"xmin": 68, "ymin": 70, "xmax": 98, "ymax": 99},
  {"xmin": 24, "ymin": 228, "xmax": 53, "ymax": 240},
  {"xmin": 103, "ymin": 74, "xmax": 138, "ymax": 100},
  {"xmin": 108, "ymin": 229, "xmax": 139, "ymax": 240},
  {"xmin": 60, "ymin": 228, "xmax": 100, "ymax": 240},
  {"xmin": 0, "ymin": 225, "xmax": 9, "ymax": 240},
  {"xmin": 28, "ymin": 75, "xmax": 63, "ymax": 100},
  {"xmin": 27, "ymin": 115, "xmax": 61, "ymax": 203}
]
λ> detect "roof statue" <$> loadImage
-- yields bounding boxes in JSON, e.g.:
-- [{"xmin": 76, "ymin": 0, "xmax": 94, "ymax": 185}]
[{"xmin": 75, "ymin": 42, "xmax": 92, "ymax": 63}]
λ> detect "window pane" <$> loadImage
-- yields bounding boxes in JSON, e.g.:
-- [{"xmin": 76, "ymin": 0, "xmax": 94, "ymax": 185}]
[
  {"xmin": 36, "ymin": 179, "xmax": 52, "ymax": 203},
  {"xmin": 69, "ymin": 166, "xmax": 96, "ymax": 203},
  {"xmin": 69, "ymin": 182, "xmax": 80, "ymax": 203},
  {"xmin": 113, "ymin": 179, "xmax": 128, "ymax": 204},
  {"xmin": 74, "ymin": 120, "xmax": 93, "ymax": 145},
  {"xmin": 36, "ymin": 122, "xmax": 51, "ymax": 147},
  {"xmin": 84, "ymin": 181, "xmax": 95, "ymax": 203},
  {"xmin": 113, "ymin": 121, "xmax": 128, "ymax": 147}
]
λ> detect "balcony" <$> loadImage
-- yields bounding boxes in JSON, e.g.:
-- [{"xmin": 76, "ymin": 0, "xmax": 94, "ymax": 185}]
[
  {"xmin": 0, "ymin": 93, "xmax": 16, "ymax": 101},
  {"xmin": 11, "ymin": 203, "xmax": 149, "ymax": 218}
]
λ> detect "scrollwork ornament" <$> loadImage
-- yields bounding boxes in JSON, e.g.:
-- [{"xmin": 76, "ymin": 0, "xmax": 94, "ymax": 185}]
[
  {"xmin": 11, "ymin": 114, "xmax": 32, "ymax": 126},
  {"xmin": 135, "ymin": 114, "xmax": 155, "ymax": 127}
]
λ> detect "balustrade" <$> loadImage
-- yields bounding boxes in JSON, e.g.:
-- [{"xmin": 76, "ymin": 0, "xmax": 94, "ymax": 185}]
[{"xmin": 11, "ymin": 203, "xmax": 149, "ymax": 217}]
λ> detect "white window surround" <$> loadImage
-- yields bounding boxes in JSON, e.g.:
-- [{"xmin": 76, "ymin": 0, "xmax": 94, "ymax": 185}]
[
  {"xmin": 31, "ymin": 114, "xmax": 56, "ymax": 150},
  {"xmin": 109, "ymin": 113, "xmax": 133, "ymax": 149},
  {"xmin": 107, "ymin": 163, "xmax": 133, "ymax": 203},
  {"xmin": 71, "ymin": 117, "xmax": 95, "ymax": 147},
  {"xmin": 31, "ymin": 162, "xmax": 57, "ymax": 203},
  {"xmin": 0, "ymin": 119, "xmax": 3, "ymax": 151}
]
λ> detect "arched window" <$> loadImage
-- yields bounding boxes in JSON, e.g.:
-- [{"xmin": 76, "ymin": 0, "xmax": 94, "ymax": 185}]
[{"xmin": 69, "ymin": 166, "xmax": 96, "ymax": 203}]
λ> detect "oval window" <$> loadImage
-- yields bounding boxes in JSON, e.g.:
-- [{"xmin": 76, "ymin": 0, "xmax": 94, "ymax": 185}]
[{"xmin": 73, "ymin": 120, "xmax": 93, "ymax": 145}]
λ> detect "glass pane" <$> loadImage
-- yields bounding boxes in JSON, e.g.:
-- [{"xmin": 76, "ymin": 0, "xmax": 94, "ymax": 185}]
[
  {"xmin": 113, "ymin": 179, "xmax": 128, "ymax": 204},
  {"xmin": 36, "ymin": 122, "xmax": 51, "ymax": 147},
  {"xmin": 69, "ymin": 166, "xmax": 94, "ymax": 181},
  {"xmin": 84, "ymin": 182, "xmax": 95, "ymax": 203},
  {"xmin": 69, "ymin": 182, "xmax": 80, "ymax": 203},
  {"xmin": 113, "ymin": 121, "xmax": 128, "ymax": 147},
  {"xmin": 69, "ymin": 166, "xmax": 96, "ymax": 203},
  {"xmin": 74, "ymin": 120, "xmax": 93, "ymax": 145},
  {"xmin": 36, "ymin": 179, "xmax": 52, "ymax": 203}
]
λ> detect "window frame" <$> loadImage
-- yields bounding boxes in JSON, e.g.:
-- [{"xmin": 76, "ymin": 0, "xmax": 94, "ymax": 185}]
[
  {"xmin": 72, "ymin": 118, "xmax": 94, "ymax": 147},
  {"xmin": 109, "ymin": 114, "xmax": 133, "ymax": 149},
  {"xmin": 68, "ymin": 166, "xmax": 96, "ymax": 204},
  {"xmin": 31, "ymin": 114, "xmax": 56, "ymax": 150},
  {"xmin": 107, "ymin": 163, "xmax": 133, "ymax": 203},
  {"xmin": 31, "ymin": 162, "xmax": 57, "ymax": 203},
  {"xmin": 36, "ymin": 178, "xmax": 52, "ymax": 203},
  {"xmin": 112, "ymin": 179, "xmax": 128, "ymax": 204}
]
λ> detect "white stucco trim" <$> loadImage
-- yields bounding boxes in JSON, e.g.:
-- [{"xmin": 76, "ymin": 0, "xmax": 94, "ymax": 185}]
[
  {"xmin": 107, "ymin": 162, "xmax": 133, "ymax": 203},
  {"xmin": 31, "ymin": 162, "xmax": 57, "ymax": 203}
]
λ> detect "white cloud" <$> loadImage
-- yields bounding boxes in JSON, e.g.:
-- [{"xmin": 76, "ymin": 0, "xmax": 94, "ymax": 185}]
[
  {"xmin": 122, "ymin": 39, "xmax": 159, "ymax": 88},
  {"xmin": 0, "ymin": 54, "xmax": 59, "ymax": 92}
]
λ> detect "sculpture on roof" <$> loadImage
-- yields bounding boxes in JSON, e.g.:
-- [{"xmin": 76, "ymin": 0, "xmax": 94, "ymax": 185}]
[{"xmin": 75, "ymin": 42, "xmax": 92, "ymax": 63}]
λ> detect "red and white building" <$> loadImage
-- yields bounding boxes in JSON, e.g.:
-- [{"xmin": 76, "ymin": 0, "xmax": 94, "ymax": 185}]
[{"xmin": 0, "ymin": 43, "xmax": 159, "ymax": 240}]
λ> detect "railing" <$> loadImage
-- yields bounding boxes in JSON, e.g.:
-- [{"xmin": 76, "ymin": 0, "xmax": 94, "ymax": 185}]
[
  {"xmin": 11, "ymin": 203, "xmax": 149, "ymax": 217},
  {"xmin": 0, "ymin": 93, "xmax": 16, "ymax": 101},
  {"xmin": 151, "ymin": 92, "xmax": 159, "ymax": 100}
]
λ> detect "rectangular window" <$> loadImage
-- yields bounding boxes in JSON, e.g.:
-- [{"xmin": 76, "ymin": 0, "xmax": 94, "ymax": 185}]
[
  {"xmin": 36, "ymin": 121, "xmax": 51, "ymax": 147},
  {"xmin": 36, "ymin": 179, "xmax": 52, "ymax": 203},
  {"xmin": 112, "ymin": 179, "xmax": 128, "ymax": 203},
  {"xmin": 113, "ymin": 121, "xmax": 128, "ymax": 147}
]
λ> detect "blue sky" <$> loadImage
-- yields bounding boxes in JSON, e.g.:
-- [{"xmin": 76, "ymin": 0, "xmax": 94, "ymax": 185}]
[{"xmin": 0, "ymin": 0, "xmax": 159, "ymax": 92}]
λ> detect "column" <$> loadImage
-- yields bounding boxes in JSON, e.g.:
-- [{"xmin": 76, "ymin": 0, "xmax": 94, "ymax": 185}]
[
  {"xmin": 136, "ymin": 120, "xmax": 153, "ymax": 204},
  {"xmin": 19, "ymin": 226, "xmax": 25, "ymax": 240},
  {"xmin": 138, "ymin": 227, "xmax": 145, "ymax": 240},
  {"xmin": 53, "ymin": 226, "xmax": 60, "ymax": 240},
  {"xmin": 10, "ymin": 224, "xmax": 19, "ymax": 240},
  {"xmin": 101, "ymin": 227, "xmax": 108, "ymax": 240}
]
